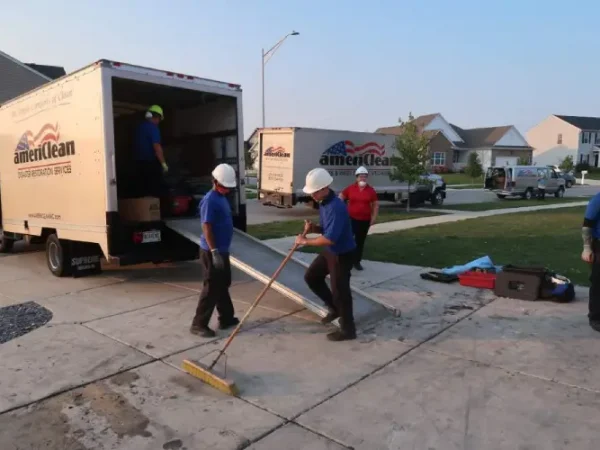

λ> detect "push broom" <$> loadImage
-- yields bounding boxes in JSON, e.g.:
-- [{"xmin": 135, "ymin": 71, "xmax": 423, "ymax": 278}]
[{"xmin": 182, "ymin": 238, "xmax": 304, "ymax": 395}]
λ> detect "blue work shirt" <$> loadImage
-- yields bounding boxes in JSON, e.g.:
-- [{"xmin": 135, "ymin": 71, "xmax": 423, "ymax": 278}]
[
  {"xmin": 199, "ymin": 190, "xmax": 234, "ymax": 253},
  {"xmin": 584, "ymin": 192, "xmax": 600, "ymax": 238},
  {"xmin": 319, "ymin": 190, "xmax": 356, "ymax": 255},
  {"xmin": 134, "ymin": 120, "xmax": 161, "ymax": 161}
]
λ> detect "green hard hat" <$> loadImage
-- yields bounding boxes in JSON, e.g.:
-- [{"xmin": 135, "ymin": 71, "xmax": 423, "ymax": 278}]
[{"xmin": 147, "ymin": 104, "xmax": 164, "ymax": 118}]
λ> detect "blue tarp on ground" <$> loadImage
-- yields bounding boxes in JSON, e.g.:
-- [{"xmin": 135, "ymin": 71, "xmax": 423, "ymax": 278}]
[{"xmin": 441, "ymin": 256, "xmax": 503, "ymax": 276}]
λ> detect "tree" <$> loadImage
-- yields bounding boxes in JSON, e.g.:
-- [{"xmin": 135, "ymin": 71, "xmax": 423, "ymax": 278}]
[
  {"xmin": 559, "ymin": 155, "xmax": 574, "ymax": 172},
  {"xmin": 517, "ymin": 155, "xmax": 530, "ymax": 165},
  {"xmin": 389, "ymin": 113, "xmax": 431, "ymax": 211},
  {"xmin": 244, "ymin": 141, "xmax": 257, "ymax": 170},
  {"xmin": 464, "ymin": 152, "xmax": 483, "ymax": 181}
]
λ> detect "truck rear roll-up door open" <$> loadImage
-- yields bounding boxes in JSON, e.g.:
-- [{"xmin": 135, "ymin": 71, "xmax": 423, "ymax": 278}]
[{"xmin": 165, "ymin": 219, "xmax": 393, "ymax": 327}]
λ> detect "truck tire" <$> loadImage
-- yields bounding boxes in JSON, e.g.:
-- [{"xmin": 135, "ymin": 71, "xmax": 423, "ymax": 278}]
[
  {"xmin": 566, "ymin": 180, "xmax": 573, "ymax": 188},
  {"xmin": 430, "ymin": 189, "xmax": 444, "ymax": 206},
  {"xmin": 555, "ymin": 186, "xmax": 565, "ymax": 198},
  {"xmin": 522, "ymin": 189, "xmax": 533, "ymax": 200},
  {"xmin": 46, "ymin": 234, "xmax": 72, "ymax": 277},
  {"xmin": 0, "ymin": 234, "xmax": 14, "ymax": 253},
  {"xmin": 496, "ymin": 194, "xmax": 506, "ymax": 199}
]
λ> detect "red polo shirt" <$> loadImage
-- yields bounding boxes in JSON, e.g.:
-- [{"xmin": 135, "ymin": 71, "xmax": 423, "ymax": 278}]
[{"xmin": 342, "ymin": 183, "xmax": 377, "ymax": 221}]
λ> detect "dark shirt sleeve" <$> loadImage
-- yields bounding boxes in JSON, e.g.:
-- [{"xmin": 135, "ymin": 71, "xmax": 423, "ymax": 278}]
[{"xmin": 149, "ymin": 124, "xmax": 161, "ymax": 145}]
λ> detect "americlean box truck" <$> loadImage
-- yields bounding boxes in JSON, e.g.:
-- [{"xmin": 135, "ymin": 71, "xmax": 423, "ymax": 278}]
[
  {"xmin": 254, "ymin": 127, "xmax": 447, "ymax": 208},
  {"xmin": 0, "ymin": 59, "xmax": 247, "ymax": 277}
]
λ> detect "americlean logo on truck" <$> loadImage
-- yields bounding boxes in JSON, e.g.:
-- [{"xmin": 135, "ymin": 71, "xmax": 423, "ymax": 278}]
[
  {"xmin": 319, "ymin": 140, "xmax": 390, "ymax": 167},
  {"xmin": 264, "ymin": 146, "xmax": 290, "ymax": 158},
  {"xmin": 14, "ymin": 123, "xmax": 75, "ymax": 165}
]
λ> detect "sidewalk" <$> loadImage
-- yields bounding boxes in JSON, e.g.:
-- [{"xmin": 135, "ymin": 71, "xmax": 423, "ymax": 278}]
[
  {"xmin": 0, "ymin": 251, "xmax": 597, "ymax": 449},
  {"xmin": 265, "ymin": 201, "xmax": 589, "ymax": 252}
]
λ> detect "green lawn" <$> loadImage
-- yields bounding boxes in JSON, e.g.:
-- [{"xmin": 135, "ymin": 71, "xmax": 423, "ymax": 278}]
[
  {"xmin": 442, "ymin": 173, "xmax": 484, "ymax": 185},
  {"xmin": 438, "ymin": 197, "xmax": 591, "ymax": 212},
  {"xmin": 447, "ymin": 184, "xmax": 481, "ymax": 190},
  {"xmin": 329, "ymin": 206, "xmax": 590, "ymax": 286},
  {"xmin": 246, "ymin": 191, "xmax": 257, "ymax": 200},
  {"xmin": 246, "ymin": 210, "xmax": 445, "ymax": 241}
]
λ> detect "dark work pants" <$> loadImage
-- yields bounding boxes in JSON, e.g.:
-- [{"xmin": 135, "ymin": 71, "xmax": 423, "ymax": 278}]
[
  {"xmin": 137, "ymin": 160, "xmax": 170, "ymax": 216},
  {"xmin": 304, "ymin": 250, "xmax": 355, "ymax": 333},
  {"xmin": 351, "ymin": 219, "xmax": 371, "ymax": 264},
  {"xmin": 193, "ymin": 249, "xmax": 235, "ymax": 327},
  {"xmin": 590, "ymin": 240, "xmax": 600, "ymax": 322}
]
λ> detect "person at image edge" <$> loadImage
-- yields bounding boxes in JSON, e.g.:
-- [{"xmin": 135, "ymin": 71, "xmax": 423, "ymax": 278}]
[
  {"xmin": 191, "ymin": 163, "xmax": 240, "ymax": 337},
  {"xmin": 581, "ymin": 192, "xmax": 600, "ymax": 333},
  {"xmin": 296, "ymin": 168, "xmax": 357, "ymax": 341},
  {"xmin": 339, "ymin": 166, "xmax": 379, "ymax": 271}
]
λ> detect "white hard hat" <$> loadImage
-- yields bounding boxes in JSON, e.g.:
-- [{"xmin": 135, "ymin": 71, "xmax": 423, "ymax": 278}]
[
  {"xmin": 355, "ymin": 166, "xmax": 368, "ymax": 176},
  {"xmin": 303, "ymin": 168, "xmax": 333, "ymax": 194},
  {"xmin": 212, "ymin": 163, "xmax": 237, "ymax": 188}
]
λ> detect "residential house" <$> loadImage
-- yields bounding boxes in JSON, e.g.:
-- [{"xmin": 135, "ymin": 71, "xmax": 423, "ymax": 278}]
[
  {"xmin": 376, "ymin": 113, "xmax": 532, "ymax": 171},
  {"xmin": 0, "ymin": 50, "xmax": 66, "ymax": 105},
  {"xmin": 527, "ymin": 115, "xmax": 600, "ymax": 167}
]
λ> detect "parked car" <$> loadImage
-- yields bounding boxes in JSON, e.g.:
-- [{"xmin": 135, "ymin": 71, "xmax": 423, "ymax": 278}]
[
  {"xmin": 548, "ymin": 167, "xmax": 576, "ymax": 188},
  {"xmin": 484, "ymin": 165, "xmax": 566, "ymax": 199}
]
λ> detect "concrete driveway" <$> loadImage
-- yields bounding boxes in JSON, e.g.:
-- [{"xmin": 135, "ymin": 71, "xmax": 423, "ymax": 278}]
[{"xmin": 0, "ymin": 247, "xmax": 599, "ymax": 449}]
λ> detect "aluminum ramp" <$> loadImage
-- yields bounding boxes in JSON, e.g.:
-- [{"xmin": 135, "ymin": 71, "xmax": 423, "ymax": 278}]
[{"xmin": 165, "ymin": 219, "xmax": 394, "ymax": 327}]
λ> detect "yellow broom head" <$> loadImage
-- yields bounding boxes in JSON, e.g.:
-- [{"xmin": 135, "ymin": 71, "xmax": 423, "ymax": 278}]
[{"xmin": 182, "ymin": 359, "xmax": 239, "ymax": 396}]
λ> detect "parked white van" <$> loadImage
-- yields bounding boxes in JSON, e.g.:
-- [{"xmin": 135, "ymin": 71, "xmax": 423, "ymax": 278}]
[{"xmin": 484, "ymin": 165, "xmax": 565, "ymax": 199}]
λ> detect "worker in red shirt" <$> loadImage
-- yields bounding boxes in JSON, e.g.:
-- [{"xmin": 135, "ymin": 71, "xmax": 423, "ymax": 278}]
[{"xmin": 339, "ymin": 166, "xmax": 379, "ymax": 271}]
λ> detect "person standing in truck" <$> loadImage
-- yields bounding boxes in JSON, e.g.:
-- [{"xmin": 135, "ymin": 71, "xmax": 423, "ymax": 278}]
[
  {"xmin": 581, "ymin": 192, "xmax": 600, "ymax": 333},
  {"xmin": 296, "ymin": 168, "xmax": 357, "ymax": 342},
  {"xmin": 339, "ymin": 166, "xmax": 379, "ymax": 271},
  {"xmin": 191, "ymin": 163, "xmax": 240, "ymax": 337},
  {"xmin": 133, "ymin": 105, "xmax": 169, "ymax": 203}
]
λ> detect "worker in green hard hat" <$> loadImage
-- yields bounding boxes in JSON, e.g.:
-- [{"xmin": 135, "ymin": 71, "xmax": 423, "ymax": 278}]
[{"xmin": 134, "ymin": 104, "xmax": 169, "ymax": 206}]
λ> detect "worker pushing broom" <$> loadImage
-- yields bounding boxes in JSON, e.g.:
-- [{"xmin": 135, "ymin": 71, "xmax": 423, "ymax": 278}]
[{"xmin": 183, "ymin": 167, "xmax": 358, "ymax": 395}]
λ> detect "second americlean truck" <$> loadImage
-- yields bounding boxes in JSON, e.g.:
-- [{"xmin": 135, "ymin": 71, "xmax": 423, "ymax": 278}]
[
  {"xmin": 0, "ymin": 59, "xmax": 247, "ymax": 277},
  {"xmin": 254, "ymin": 127, "xmax": 446, "ymax": 208}
]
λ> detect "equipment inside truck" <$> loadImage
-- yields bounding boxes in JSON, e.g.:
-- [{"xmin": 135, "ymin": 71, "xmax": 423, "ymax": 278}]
[{"xmin": 111, "ymin": 77, "xmax": 240, "ymax": 220}]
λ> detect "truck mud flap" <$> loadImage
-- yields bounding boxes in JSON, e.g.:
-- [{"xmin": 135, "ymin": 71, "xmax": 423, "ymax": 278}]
[{"xmin": 165, "ymin": 219, "xmax": 393, "ymax": 327}]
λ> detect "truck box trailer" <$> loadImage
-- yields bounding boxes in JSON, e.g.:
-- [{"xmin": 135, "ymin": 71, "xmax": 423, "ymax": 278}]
[
  {"xmin": 0, "ymin": 59, "xmax": 247, "ymax": 276},
  {"xmin": 255, "ymin": 127, "xmax": 446, "ymax": 207}
]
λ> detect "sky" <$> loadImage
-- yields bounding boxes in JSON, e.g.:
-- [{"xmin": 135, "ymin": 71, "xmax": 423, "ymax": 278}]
[{"xmin": 3, "ymin": 0, "xmax": 600, "ymax": 138}]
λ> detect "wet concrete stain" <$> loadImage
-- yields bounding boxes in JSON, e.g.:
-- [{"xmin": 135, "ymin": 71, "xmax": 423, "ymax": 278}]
[
  {"xmin": 110, "ymin": 371, "xmax": 140, "ymax": 387},
  {"xmin": 163, "ymin": 438, "xmax": 183, "ymax": 449}
]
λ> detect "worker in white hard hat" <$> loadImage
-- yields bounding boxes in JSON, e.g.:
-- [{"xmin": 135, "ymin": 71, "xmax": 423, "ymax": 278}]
[
  {"xmin": 339, "ymin": 166, "xmax": 379, "ymax": 271},
  {"xmin": 191, "ymin": 163, "xmax": 240, "ymax": 337},
  {"xmin": 295, "ymin": 168, "xmax": 357, "ymax": 341},
  {"xmin": 133, "ymin": 104, "xmax": 169, "ymax": 212}
]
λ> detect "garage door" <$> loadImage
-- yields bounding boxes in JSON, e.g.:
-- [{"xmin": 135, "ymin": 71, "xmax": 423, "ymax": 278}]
[{"xmin": 496, "ymin": 157, "xmax": 518, "ymax": 166}]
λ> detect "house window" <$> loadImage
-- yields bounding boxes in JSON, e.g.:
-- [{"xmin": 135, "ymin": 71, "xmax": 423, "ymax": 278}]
[
  {"xmin": 582, "ymin": 132, "xmax": 590, "ymax": 144},
  {"xmin": 596, "ymin": 133, "xmax": 600, "ymax": 145},
  {"xmin": 557, "ymin": 133, "xmax": 562, "ymax": 145},
  {"xmin": 431, "ymin": 152, "xmax": 446, "ymax": 166}
]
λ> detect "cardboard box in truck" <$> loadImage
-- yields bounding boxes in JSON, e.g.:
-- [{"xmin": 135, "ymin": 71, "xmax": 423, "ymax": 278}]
[
  {"xmin": 0, "ymin": 59, "xmax": 247, "ymax": 277},
  {"xmin": 256, "ymin": 127, "xmax": 446, "ymax": 207}
]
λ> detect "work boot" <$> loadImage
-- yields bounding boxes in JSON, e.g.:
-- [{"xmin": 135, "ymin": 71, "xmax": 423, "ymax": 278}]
[
  {"xmin": 320, "ymin": 309, "xmax": 339, "ymax": 325},
  {"xmin": 218, "ymin": 317, "xmax": 240, "ymax": 330},
  {"xmin": 190, "ymin": 325, "xmax": 216, "ymax": 338},
  {"xmin": 354, "ymin": 262, "xmax": 364, "ymax": 271},
  {"xmin": 326, "ymin": 329, "xmax": 357, "ymax": 342},
  {"xmin": 590, "ymin": 320, "xmax": 600, "ymax": 333}
]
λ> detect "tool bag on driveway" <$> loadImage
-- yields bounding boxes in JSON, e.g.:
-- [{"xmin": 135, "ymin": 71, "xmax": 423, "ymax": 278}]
[{"xmin": 494, "ymin": 265, "xmax": 575, "ymax": 303}]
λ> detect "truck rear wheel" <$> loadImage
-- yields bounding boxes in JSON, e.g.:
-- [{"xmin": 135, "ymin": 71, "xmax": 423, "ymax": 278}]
[
  {"xmin": 0, "ymin": 234, "xmax": 14, "ymax": 253},
  {"xmin": 46, "ymin": 234, "xmax": 72, "ymax": 277},
  {"xmin": 430, "ymin": 189, "xmax": 444, "ymax": 206}
]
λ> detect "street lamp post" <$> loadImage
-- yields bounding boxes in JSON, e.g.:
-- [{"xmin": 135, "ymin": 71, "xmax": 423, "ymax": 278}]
[{"xmin": 261, "ymin": 31, "xmax": 299, "ymax": 128}]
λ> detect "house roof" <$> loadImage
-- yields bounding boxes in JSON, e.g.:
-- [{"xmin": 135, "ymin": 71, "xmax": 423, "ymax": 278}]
[
  {"xmin": 450, "ymin": 124, "xmax": 519, "ymax": 148},
  {"xmin": 375, "ymin": 113, "xmax": 439, "ymax": 135},
  {"xmin": 25, "ymin": 63, "xmax": 66, "ymax": 80},
  {"xmin": 555, "ymin": 115, "xmax": 600, "ymax": 131}
]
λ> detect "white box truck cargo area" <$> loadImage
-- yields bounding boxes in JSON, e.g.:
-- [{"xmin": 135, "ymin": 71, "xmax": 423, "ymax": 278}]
[
  {"xmin": 0, "ymin": 60, "xmax": 246, "ymax": 276},
  {"xmin": 256, "ymin": 127, "xmax": 446, "ymax": 208}
]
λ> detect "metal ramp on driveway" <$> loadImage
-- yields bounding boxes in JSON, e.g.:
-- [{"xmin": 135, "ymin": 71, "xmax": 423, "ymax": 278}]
[{"xmin": 165, "ymin": 218, "xmax": 393, "ymax": 327}]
